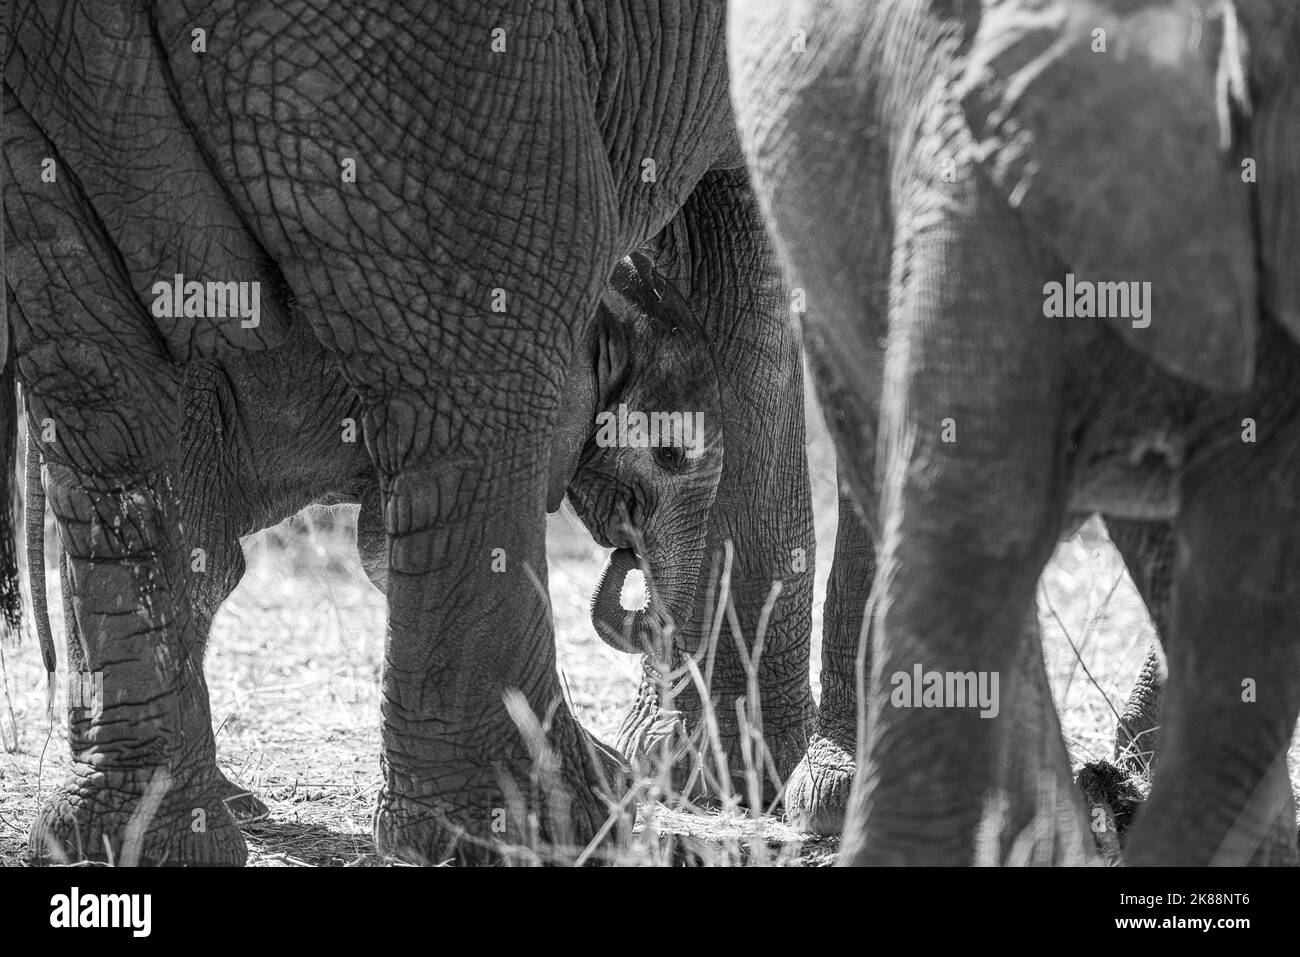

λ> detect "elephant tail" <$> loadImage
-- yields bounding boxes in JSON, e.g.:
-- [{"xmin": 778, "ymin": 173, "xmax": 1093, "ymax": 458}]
[
  {"xmin": 0, "ymin": 353, "xmax": 23, "ymax": 644},
  {"xmin": 24, "ymin": 418, "xmax": 54, "ymax": 679},
  {"xmin": 0, "ymin": 20, "xmax": 18, "ymax": 647}
]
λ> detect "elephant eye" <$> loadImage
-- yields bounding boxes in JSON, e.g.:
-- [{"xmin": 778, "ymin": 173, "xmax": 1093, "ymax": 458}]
[{"xmin": 653, "ymin": 444, "xmax": 686, "ymax": 471}]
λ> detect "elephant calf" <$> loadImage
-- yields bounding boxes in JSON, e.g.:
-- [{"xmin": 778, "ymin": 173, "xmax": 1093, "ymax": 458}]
[{"xmin": 23, "ymin": 253, "xmax": 724, "ymax": 860}]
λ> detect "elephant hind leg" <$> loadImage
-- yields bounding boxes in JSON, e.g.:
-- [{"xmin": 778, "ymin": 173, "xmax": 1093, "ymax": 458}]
[
  {"xmin": 1107, "ymin": 515, "xmax": 1299, "ymax": 866},
  {"xmin": 24, "ymin": 403, "xmax": 245, "ymax": 866},
  {"xmin": 6, "ymin": 111, "xmax": 244, "ymax": 862},
  {"xmin": 1125, "ymin": 440, "xmax": 1300, "ymax": 866}
]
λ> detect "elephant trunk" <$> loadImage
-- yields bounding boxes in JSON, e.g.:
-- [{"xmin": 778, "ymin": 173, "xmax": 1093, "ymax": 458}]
[{"xmin": 590, "ymin": 537, "xmax": 704, "ymax": 656}]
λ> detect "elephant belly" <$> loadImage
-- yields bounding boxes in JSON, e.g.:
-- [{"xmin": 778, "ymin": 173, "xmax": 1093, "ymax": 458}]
[
  {"xmin": 1068, "ymin": 432, "xmax": 1183, "ymax": 521},
  {"xmin": 1062, "ymin": 324, "xmax": 1202, "ymax": 522}
]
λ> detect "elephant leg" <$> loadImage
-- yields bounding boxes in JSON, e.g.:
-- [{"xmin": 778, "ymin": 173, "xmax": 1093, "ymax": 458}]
[
  {"xmin": 21, "ymin": 354, "xmax": 241, "ymax": 866},
  {"xmin": 847, "ymin": 367, "xmax": 1086, "ymax": 857},
  {"xmin": 178, "ymin": 361, "xmax": 249, "ymax": 658},
  {"xmin": 45, "ymin": 495, "xmax": 264, "ymax": 825},
  {"xmin": 29, "ymin": 375, "xmax": 263, "ymax": 825},
  {"xmin": 30, "ymin": 412, "xmax": 262, "ymax": 828},
  {"xmin": 834, "ymin": 128, "xmax": 1090, "ymax": 866},
  {"xmin": 1125, "ymin": 451, "xmax": 1300, "ymax": 866},
  {"xmin": 1104, "ymin": 518, "xmax": 1173, "ymax": 773},
  {"xmin": 843, "ymin": 376, "xmax": 1087, "ymax": 862},
  {"xmin": 173, "ymin": 361, "xmax": 267, "ymax": 820},
  {"xmin": 1107, "ymin": 516, "xmax": 1298, "ymax": 865},
  {"xmin": 785, "ymin": 476, "xmax": 872, "ymax": 833},
  {"xmin": 622, "ymin": 168, "xmax": 816, "ymax": 803},
  {"xmin": 366, "ymin": 434, "xmax": 629, "ymax": 864},
  {"xmin": 6, "ymin": 127, "xmax": 242, "ymax": 866}
]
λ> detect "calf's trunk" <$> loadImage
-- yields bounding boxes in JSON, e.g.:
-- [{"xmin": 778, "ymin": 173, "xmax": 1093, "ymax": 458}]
[{"xmin": 590, "ymin": 537, "xmax": 704, "ymax": 657}]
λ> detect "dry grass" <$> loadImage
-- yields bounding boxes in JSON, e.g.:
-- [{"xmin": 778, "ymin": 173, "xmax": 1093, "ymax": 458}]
[{"xmin": 2, "ymin": 379, "xmax": 1297, "ymax": 866}]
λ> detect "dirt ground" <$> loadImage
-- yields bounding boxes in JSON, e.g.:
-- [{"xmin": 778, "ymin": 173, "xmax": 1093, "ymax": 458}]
[{"xmin": 3, "ymin": 380, "xmax": 1296, "ymax": 866}]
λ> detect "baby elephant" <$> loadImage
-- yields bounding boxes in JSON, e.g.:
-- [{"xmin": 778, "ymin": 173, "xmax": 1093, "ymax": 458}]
[{"xmin": 27, "ymin": 252, "xmax": 722, "ymax": 832}]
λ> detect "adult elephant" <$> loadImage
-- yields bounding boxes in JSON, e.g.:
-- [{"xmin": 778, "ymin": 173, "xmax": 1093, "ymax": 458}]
[
  {"xmin": 3, "ymin": 1, "xmax": 816, "ymax": 865},
  {"xmin": 24, "ymin": 253, "xmax": 728, "ymax": 825},
  {"xmin": 731, "ymin": 0, "xmax": 1300, "ymax": 865}
]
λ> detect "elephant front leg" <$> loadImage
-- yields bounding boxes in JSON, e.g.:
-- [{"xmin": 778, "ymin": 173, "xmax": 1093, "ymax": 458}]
[
  {"xmin": 29, "ymin": 458, "xmax": 243, "ymax": 866},
  {"xmin": 371, "ymin": 439, "xmax": 629, "ymax": 865},
  {"xmin": 838, "ymin": 154, "xmax": 1092, "ymax": 865},
  {"xmin": 845, "ymin": 502, "xmax": 1090, "ymax": 865},
  {"xmin": 785, "ymin": 478, "xmax": 873, "ymax": 833}
]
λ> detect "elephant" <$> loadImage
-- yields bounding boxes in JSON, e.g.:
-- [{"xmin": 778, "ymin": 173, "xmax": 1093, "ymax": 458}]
[
  {"xmin": 731, "ymin": 0, "xmax": 1300, "ymax": 865},
  {"xmin": 2, "ymin": 0, "xmax": 818, "ymax": 865},
  {"xmin": 22, "ymin": 252, "xmax": 726, "ymax": 828}
]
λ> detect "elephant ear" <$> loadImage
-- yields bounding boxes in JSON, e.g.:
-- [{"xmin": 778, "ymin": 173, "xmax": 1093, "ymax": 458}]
[
  {"xmin": 954, "ymin": 0, "xmax": 1257, "ymax": 393},
  {"xmin": 606, "ymin": 252, "xmax": 708, "ymax": 341}
]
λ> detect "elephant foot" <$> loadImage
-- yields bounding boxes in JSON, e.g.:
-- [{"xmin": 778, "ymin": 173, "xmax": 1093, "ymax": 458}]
[
  {"xmin": 29, "ymin": 765, "xmax": 247, "ymax": 866},
  {"xmin": 1075, "ymin": 760, "xmax": 1147, "ymax": 865},
  {"xmin": 784, "ymin": 731, "xmax": 855, "ymax": 834},
  {"xmin": 616, "ymin": 699, "xmax": 693, "ymax": 793},
  {"xmin": 216, "ymin": 770, "xmax": 269, "ymax": 822},
  {"xmin": 1081, "ymin": 759, "xmax": 1298, "ymax": 866},
  {"xmin": 373, "ymin": 733, "xmax": 632, "ymax": 866}
]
